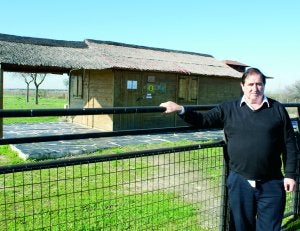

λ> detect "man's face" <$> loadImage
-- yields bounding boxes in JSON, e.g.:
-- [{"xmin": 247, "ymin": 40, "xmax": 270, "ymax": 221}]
[{"xmin": 241, "ymin": 73, "xmax": 265, "ymax": 103}]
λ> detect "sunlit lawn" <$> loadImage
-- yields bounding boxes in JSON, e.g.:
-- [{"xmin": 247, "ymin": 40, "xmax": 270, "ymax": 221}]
[{"xmin": 3, "ymin": 94, "xmax": 67, "ymax": 124}]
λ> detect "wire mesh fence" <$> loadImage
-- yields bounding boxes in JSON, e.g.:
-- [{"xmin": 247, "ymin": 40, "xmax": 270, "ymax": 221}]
[{"xmin": 0, "ymin": 142, "xmax": 227, "ymax": 231}]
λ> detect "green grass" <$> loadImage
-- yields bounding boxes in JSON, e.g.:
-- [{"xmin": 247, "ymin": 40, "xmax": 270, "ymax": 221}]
[
  {"xmin": 282, "ymin": 216, "xmax": 300, "ymax": 230},
  {"xmin": 3, "ymin": 94, "xmax": 67, "ymax": 124},
  {"xmin": 0, "ymin": 145, "xmax": 219, "ymax": 230},
  {"xmin": 0, "ymin": 142, "xmax": 297, "ymax": 230},
  {"xmin": 0, "ymin": 145, "xmax": 25, "ymax": 165}
]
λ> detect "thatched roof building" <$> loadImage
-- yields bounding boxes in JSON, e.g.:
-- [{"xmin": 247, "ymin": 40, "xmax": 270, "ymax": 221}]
[
  {"xmin": 0, "ymin": 33, "xmax": 244, "ymax": 132},
  {"xmin": 0, "ymin": 33, "xmax": 241, "ymax": 78}
]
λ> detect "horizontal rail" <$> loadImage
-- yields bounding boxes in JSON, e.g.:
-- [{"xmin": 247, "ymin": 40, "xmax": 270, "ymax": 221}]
[
  {"xmin": 0, "ymin": 103, "xmax": 299, "ymax": 118},
  {"xmin": 0, "ymin": 104, "xmax": 298, "ymax": 145},
  {"xmin": 0, "ymin": 106, "xmax": 166, "ymax": 117},
  {"xmin": 0, "ymin": 126, "xmax": 204, "ymax": 145},
  {"xmin": 0, "ymin": 105, "xmax": 215, "ymax": 117},
  {"xmin": 0, "ymin": 140, "xmax": 226, "ymax": 174}
]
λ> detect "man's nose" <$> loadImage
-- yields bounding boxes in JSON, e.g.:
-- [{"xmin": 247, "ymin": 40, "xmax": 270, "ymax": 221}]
[{"xmin": 252, "ymin": 84, "xmax": 259, "ymax": 90}]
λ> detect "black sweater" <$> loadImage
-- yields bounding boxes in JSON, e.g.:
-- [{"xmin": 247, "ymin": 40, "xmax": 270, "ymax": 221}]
[{"xmin": 180, "ymin": 98, "xmax": 298, "ymax": 180}]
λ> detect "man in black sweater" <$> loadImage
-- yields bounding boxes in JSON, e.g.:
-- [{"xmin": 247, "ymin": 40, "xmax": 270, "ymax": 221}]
[{"xmin": 160, "ymin": 68, "xmax": 298, "ymax": 231}]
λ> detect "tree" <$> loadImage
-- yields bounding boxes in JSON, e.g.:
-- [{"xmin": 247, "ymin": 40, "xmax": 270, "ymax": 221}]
[
  {"xmin": 285, "ymin": 80, "xmax": 300, "ymax": 102},
  {"xmin": 31, "ymin": 73, "xmax": 47, "ymax": 105},
  {"xmin": 20, "ymin": 73, "xmax": 34, "ymax": 102},
  {"xmin": 63, "ymin": 77, "xmax": 69, "ymax": 90}
]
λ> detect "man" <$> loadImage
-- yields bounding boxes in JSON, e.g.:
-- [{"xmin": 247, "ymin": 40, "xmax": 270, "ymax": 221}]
[{"xmin": 160, "ymin": 68, "xmax": 298, "ymax": 231}]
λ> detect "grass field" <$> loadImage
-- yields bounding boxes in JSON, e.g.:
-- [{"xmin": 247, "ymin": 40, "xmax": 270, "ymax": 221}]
[
  {"xmin": 3, "ymin": 94, "xmax": 67, "ymax": 124},
  {"xmin": 0, "ymin": 142, "xmax": 224, "ymax": 230}
]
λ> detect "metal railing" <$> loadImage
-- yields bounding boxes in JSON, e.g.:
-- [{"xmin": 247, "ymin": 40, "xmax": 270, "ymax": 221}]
[{"xmin": 0, "ymin": 104, "xmax": 299, "ymax": 230}]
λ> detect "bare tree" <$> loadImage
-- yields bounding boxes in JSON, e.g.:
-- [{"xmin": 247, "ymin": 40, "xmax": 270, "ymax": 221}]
[
  {"xmin": 31, "ymin": 73, "xmax": 47, "ymax": 104},
  {"xmin": 20, "ymin": 73, "xmax": 34, "ymax": 102},
  {"xmin": 285, "ymin": 79, "xmax": 300, "ymax": 102},
  {"xmin": 63, "ymin": 77, "xmax": 69, "ymax": 90}
]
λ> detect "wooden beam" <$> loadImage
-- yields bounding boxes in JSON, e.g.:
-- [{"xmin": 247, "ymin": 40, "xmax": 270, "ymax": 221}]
[{"xmin": 0, "ymin": 65, "xmax": 3, "ymax": 137}]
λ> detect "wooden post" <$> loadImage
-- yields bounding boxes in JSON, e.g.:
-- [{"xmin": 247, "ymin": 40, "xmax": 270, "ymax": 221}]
[
  {"xmin": 219, "ymin": 143, "xmax": 235, "ymax": 231},
  {"xmin": 0, "ymin": 65, "xmax": 3, "ymax": 138},
  {"xmin": 294, "ymin": 106, "xmax": 300, "ymax": 217}
]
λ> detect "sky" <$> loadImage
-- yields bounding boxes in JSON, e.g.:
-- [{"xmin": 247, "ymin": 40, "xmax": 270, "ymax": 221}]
[{"xmin": 1, "ymin": 0, "xmax": 300, "ymax": 92}]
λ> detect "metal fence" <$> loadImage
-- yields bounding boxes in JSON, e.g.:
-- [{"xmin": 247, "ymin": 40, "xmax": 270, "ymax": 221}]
[{"xmin": 0, "ymin": 104, "xmax": 299, "ymax": 230}]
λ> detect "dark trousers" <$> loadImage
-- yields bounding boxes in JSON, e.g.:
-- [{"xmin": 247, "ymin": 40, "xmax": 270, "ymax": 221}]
[{"xmin": 226, "ymin": 171, "xmax": 286, "ymax": 231}]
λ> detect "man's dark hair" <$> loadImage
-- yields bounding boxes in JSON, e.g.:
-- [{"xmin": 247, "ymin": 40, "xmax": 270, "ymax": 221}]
[{"xmin": 241, "ymin": 67, "xmax": 266, "ymax": 85}]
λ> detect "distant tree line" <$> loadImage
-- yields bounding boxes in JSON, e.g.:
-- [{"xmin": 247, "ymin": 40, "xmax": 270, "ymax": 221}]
[
  {"xmin": 267, "ymin": 79, "xmax": 300, "ymax": 103},
  {"xmin": 285, "ymin": 80, "xmax": 300, "ymax": 102}
]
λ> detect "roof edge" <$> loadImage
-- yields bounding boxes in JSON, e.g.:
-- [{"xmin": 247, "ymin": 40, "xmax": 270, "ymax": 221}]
[
  {"xmin": 85, "ymin": 39, "xmax": 214, "ymax": 58},
  {"xmin": 0, "ymin": 33, "xmax": 214, "ymax": 57},
  {"xmin": 223, "ymin": 59, "xmax": 249, "ymax": 67},
  {"xmin": 0, "ymin": 33, "xmax": 87, "ymax": 48}
]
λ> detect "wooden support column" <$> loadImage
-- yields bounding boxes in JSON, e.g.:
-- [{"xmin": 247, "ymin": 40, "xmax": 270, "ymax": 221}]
[{"xmin": 0, "ymin": 65, "xmax": 3, "ymax": 138}]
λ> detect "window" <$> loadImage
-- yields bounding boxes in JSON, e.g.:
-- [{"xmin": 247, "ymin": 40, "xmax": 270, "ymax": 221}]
[
  {"xmin": 178, "ymin": 76, "xmax": 198, "ymax": 102},
  {"xmin": 127, "ymin": 80, "xmax": 138, "ymax": 90},
  {"xmin": 72, "ymin": 74, "xmax": 83, "ymax": 98},
  {"xmin": 178, "ymin": 77, "xmax": 187, "ymax": 100},
  {"xmin": 189, "ymin": 77, "xmax": 198, "ymax": 101}
]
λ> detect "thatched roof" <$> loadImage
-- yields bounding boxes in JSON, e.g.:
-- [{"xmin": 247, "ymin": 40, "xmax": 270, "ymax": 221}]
[
  {"xmin": 0, "ymin": 33, "xmax": 241, "ymax": 78},
  {"xmin": 223, "ymin": 60, "xmax": 249, "ymax": 67}
]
